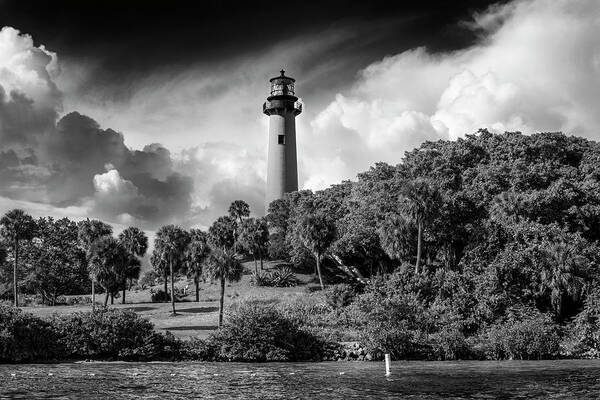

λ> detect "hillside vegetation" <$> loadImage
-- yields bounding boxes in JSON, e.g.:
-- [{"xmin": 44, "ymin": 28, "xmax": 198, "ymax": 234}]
[{"xmin": 3, "ymin": 130, "xmax": 600, "ymax": 361}]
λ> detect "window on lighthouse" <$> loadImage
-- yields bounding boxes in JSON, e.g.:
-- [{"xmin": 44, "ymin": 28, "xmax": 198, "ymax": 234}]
[{"xmin": 278, "ymin": 135, "xmax": 285, "ymax": 145}]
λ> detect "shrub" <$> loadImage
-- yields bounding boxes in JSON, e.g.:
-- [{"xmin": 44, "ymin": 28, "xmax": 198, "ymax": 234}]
[
  {"xmin": 206, "ymin": 302, "xmax": 326, "ymax": 361},
  {"xmin": 62, "ymin": 295, "xmax": 92, "ymax": 306},
  {"xmin": 428, "ymin": 326, "xmax": 472, "ymax": 360},
  {"xmin": 250, "ymin": 267, "xmax": 298, "ymax": 287},
  {"xmin": 324, "ymin": 284, "xmax": 359, "ymax": 309},
  {"xmin": 270, "ymin": 266, "xmax": 298, "ymax": 287},
  {"xmin": 474, "ymin": 307, "xmax": 560, "ymax": 360},
  {"xmin": 180, "ymin": 337, "xmax": 219, "ymax": 361},
  {"xmin": 53, "ymin": 308, "xmax": 173, "ymax": 360},
  {"xmin": 173, "ymin": 286, "xmax": 188, "ymax": 300},
  {"xmin": 359, "ymin": 320, "xmax": 418, "ymax": 360},
  {"xmin": 138, "ymin": 271, "xmax": 162, "ymax": 290},
  {"xmin": 250, "ymin": 270, "xmax": 272, "ymax": 286},
  {"xmin": 0, "ymin": 304, "xmax": 63, "ymax": 362},
  {"xmin": 150, "ymin": 288, "xmax": 171, "ymax": 303},
  {"xmin": 561, "ymin": 288, "xmax": 600, "ymax": 358}
]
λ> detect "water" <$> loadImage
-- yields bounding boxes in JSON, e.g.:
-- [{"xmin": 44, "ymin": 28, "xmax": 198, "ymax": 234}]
[{"xmin": 1, "ymin": 360, "xmax": 600, "ymax": 399}]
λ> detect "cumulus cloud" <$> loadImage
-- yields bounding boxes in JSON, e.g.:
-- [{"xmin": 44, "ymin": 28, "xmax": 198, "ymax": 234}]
[
  {"xmin": 306, "ymin": 0, "xmax": 600, "ymax": 186},
  {"xmin": 0, "ymin": 27, "xmax": 196, "ymax": 229},
  {"xmin": 3, "ymin": 0, "xmax": 600, "ymax": 230}
]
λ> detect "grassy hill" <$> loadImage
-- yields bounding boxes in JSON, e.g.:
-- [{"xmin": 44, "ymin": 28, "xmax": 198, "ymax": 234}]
[{"xmin": 24, "ymin": 260, "xmax": 319, "ymax": 339}]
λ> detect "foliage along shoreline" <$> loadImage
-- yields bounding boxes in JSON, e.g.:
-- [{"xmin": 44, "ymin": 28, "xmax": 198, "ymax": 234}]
[{"xmin": 3, "ymin": 130, "xmax": 600, "ymax": 362}]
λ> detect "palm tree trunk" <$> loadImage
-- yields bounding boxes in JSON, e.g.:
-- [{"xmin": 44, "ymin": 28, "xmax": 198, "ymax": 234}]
[
  {"xmin": 316, "ymin": 253, "xmax": 324, "ymax": 290},
  {"xmin": 122, "ymin": 287, "xmax": 126, "ymax": 304},
  {"xmin": 110, "ymin": 293, "xmax": 114, "ymax": 305},
  {"xmin": 195, "ymin": 273, "xmax": 200, "ymax": 302},
  {"xmin": 91, "ymin": 279, "xmax": 96, "ymax": 311},
  {"xmin": 218, "ymin": 276, "xmax": 225, "ymax": 328},
  {"xmin": 253, "ymin": 254, "xmax": 257, "ymax": 274},
  {"xmin": 416, "ymin": 219, "xmax": 423, "ymax": 274},
  {"xmin": 104, "ymin": 291, "xmax": 109, "ymax": 306},
  {"xmin": 13, "ymin": 239, "xmax": 19, "ymax": 307},
  {"xmin": 170, "ymin": 257, "xmax": 176, "ymax": 315},
  {"xmin": 164, "ymin": 272, "xmax": 168, "ymax": 298},
  {"xmin": 259, "ymin": 249, "xmax": 264, "ymax": 271}
]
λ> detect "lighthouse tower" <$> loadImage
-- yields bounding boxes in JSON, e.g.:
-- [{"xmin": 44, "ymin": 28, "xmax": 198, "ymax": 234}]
[{"xmin": 263, "ymin": 70, "xmax": 302, "ymax": 211}]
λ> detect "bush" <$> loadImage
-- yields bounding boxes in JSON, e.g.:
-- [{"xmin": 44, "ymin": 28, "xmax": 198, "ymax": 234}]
[
  {"xmin": 250, "ymin": 267, "xmax": 298, "ymax": 287},
  {"xmin": 205, "ymin": 303, "xmax": 327, "ymax": 361},
  {"xmin": 271, "ymin": 267, "xmax": 298, "ymax": 287},
  {"xmin": 474, "ymin": 307, "xmax": 560, "ymax": 360},
  {"xmin": 359, "ymin": 320, "xmax": 419, "ymax": 360},
  {"xmin": 0, "ymin": 304, "xmax": 62, "ymax": 362},
  {"xmin": 561, "ymin": 288, "xmax": 600, "ymax": 358},
  {"xmin": 53, "ymin": 308, "xmax": 174, "ymax": 360},
  {"xmin": 138, "ymin": 271, "xmax": 161, "ymax": 290},
  {"xmin": 62, "ymin": 295, "xmax": 92, "ymax": 306},
  {"xmin": 324, "ymin": 284, "xmax": 359, "ymax": 309},
  {"xmin": 180, "ymin": 337, "xmax": 219, "ymax": 361},
  {"xmin": 428, "ymin": 327, "xmax": 472, "ymax": 360},
  {"xmin": 150, "ymin": 288, "xmax": 171, "ymax": 303}
]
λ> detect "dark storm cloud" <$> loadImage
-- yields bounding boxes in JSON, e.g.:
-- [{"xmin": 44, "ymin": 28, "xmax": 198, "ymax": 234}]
[{"xmin": 0, "ymin": 0, "xmax": 510, "ymax": 92}]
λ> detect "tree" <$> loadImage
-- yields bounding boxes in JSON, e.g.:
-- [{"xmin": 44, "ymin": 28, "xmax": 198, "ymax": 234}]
[
  {"xmin": 228, "ymin": 200, "xmax": 250, "ymax": 253},
  {"xmin": 541, "ymin": 241, "xmax": 587, "ymax": 321},
  {"xmin": 266, "ymin": 198, "xmax": 291, "ymax": 259},
  {"xmin": 150, "ymin": 248, "xmax": 169, "ymax": 295},
  {"xmin": 378, "ymin": 214, "xmax": 415, "ymax": 267},
  {"xmin": 237, "ymin": 217, "xmax": 269, "ymax": 273},
  {"xmin": 333, "ymin": 209, "xmax": 391, "ymax": 277},
  {"xmin": 203, "ymin": 249, "xmax": 243, "ymax": 327},
  {"xmin": 0, "ymin": 209, "xmax": 36, "ymax": 307},
  {"xmin": 154, "ymin": 225, "xmax": 190, "ymax": 315},
  {"xmin": 23, "ymin": 217, "xmax": 88, "ymax": 305},
  {"xmin": 208, "ymin": 216, "xmax": 236, "ymax": 253},
  {"xmin": 88, "ymin": 236, "xmax": 133, "ymax": 306},
  {"xmin": 117, "ymin": 227, "xmax": 148, "ymax": 304},
  {"xmin": 297, "ymin": 213, "xmax": 336, "ymax": 290},
  {"xmin": 228, "ymin": 200, "xmax": 250, "ymax": 225},
  {"xmin": 186, "ymin": 229, "xmax": 211, "ymax": 302},
  {"xmin": 398, "ymin": 179, "xmax": 442, "ymax": 274},
  {"xmin": 77, "ymin": 219, "xmax": 113, "ymax": 309}
]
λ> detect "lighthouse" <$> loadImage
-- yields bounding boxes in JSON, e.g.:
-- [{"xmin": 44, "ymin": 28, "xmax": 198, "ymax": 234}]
[{"xmin": 263, "ymin": 70, "xmax": 302, "ymax": 211}]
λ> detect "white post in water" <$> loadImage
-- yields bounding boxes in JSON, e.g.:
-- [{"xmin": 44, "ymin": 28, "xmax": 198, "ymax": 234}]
[{"xmin": 385, "ymin": 353, "xmax": 391, "ymax": 376}]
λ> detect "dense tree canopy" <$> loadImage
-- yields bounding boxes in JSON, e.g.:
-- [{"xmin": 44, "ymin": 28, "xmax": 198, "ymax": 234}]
[
  {"xmin": 267, "ymin": 131, "xmax": 600, "ymax": 322},
  {"xmin": 22, "ymin": 218, "xmax": 88, "ymax": 305}
]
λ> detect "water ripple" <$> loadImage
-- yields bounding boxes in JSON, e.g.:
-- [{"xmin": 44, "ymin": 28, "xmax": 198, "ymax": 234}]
[{"xmin": 1, "ymin": 360, "xmax": 600, "ymax": 399}]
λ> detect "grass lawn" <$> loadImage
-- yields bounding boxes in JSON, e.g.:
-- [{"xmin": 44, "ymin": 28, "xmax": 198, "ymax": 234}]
[{"xmin": 23, "ymin": 260, "xmax": 319, "ymax": 339}]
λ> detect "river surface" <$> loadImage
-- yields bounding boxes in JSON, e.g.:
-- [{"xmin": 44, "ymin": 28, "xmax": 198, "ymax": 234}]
[{"xmin": 1, "ymin": 360, "xmax": 600, "ymax": 399}]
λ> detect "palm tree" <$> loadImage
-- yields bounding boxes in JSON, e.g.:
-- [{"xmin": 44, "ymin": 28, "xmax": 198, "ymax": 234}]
[
  {"xmin": 203, "ymin": 249, "xmax": 243, "ymax": 327},
  {"xmin": 228, "ymin": 200, "xmax": 250, "ymax": 225},
  {"xmin": 0, "ymin": 209, "xmax": 36, "ymax": 307},
  {"xmin": 88, "ymin": 236, "xmax": 130, "ymax": 306},
  {"xmin": 118, "ymin": 227, "xmax": 148, "ymax": 304},
  {"xmin": 297, "ymin": 213, "xmax": 335, "ymax": 290},
  {"xmin": 208, "ymin": 216, "xmax": 236, "ymax": 252},
  {"xmin": 378, "ymin": 214, "xmax": 415, "ymax": 268},
  {"xmin": 541, "ymin": 241, "xmax": 587, "ymax": 320},
  {"xmin": 154, "ymin": 225, "xmax": 190, "ymax": 315},
  {"xmin": 151, "ymin": 248, "xmax": 169, "ymax": 295},
  {"xmin": 237, "ymin": 217, "xmax": 269, "ymax": 273},
  {"xmin": 77, "ymin": 219, "xmax": 113, "ymax": 310},
  {"xmin": 186, "ymin": 229, "xmax": 211, "ymax": 302},
  {"xmin": 398, "ymin": 179, "xmax": 442, "ymax": 274},
  {"xmin": 491, "ymin": 191, "xmax": 526, "ymax": 225},
  {"xmin": 228, "ymin": 200, "xmax": 250, "ymax": 253}
]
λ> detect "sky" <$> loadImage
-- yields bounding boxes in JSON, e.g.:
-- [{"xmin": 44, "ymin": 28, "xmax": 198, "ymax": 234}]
[{"xmin": 0, "ymin": 0, "xmax": 599, "ymax": 235}]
